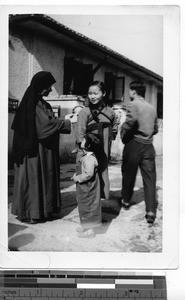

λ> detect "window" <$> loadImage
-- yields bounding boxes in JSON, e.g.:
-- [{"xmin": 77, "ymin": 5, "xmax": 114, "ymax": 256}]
[
  {"xmin": 115, "ymin": 77, "xmax": 125, "ymax": 101},
  {"xmin": 63, "ymin": 57, "xmax": 93, "ymax": 96},
  {"xmin": 105, "ymin": 72, "xmax": 125, "ymax": 105},
  {"xmin": 157, "ymin": 92, "xmax": 163, "ymax": 119},
  {"xmin": 104, "ymin": 72, "xmax": 115, "ymax": 105}
]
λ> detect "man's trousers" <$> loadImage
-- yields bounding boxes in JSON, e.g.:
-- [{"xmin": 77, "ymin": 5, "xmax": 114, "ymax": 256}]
[{"xmin": 121, "ymin": 139, "xmax": 157, "ymax": 213}]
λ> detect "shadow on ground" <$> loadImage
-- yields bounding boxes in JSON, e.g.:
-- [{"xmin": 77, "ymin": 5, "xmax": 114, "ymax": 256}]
[
  {"xmin": 59, "ymin": 189, "xmax": 122, "ymax": 235},
  {"xmin": 8, "ymin": 222, "xmax": 28, "ymax": 237},
  {"xmin": 8, "ymin": 157, "xmax": 163, "ymax": 252},
  {"xmin": 8, "ymin": 233, "xmax": 35, "ymax": 251}
]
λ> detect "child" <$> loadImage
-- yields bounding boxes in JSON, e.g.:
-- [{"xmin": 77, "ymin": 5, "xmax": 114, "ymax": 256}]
[
  {"xmin": 76, "ymin": 81, "xmax": 118, "ymax": 200},
  {"xmin": 72, "ymin": 133, "xmax": 103, "ymax": 238}
]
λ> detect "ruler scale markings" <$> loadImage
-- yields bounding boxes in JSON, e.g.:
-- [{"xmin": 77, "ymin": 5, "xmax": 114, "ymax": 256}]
[
  {"xmin": 0, "ymin": 288, "xmax": 20, "ymax": 296},
  {"xmin": 30, "ymin": 297, "xmax": 48, "ymax": 300},
  {"xmin": 48, "ymin": 298, "xmax": 65, "ymax": 300},
  {"xmin": 0, "ymin": 270, "xmax": 167, "ymax": 299},
  {"xmin": 85, "ymin": 289, "xmax": 97, "ymax": 298},
  {"xmin": 116, "ymin": 285, "xmax": 154, "ymax": 290},
  {"xmin": 116, "ymin": 289, "xmax": 129, "ymax": 298},
  {"xmin": 19, "ymin": 288, "xmax": 31, "ymax": 297},
  {"xmin": 63, "ymin": 288, "xmax": 75, "ymax": 298},
  {"xmin": 106, "ymin": 289, "xmax": 118, "ymax": 297},
  {"xmin": 139, "ymin": 289, "xmax": 152, "ymax": 298},
  {"xmin": 49, "ymin": 288, "xmax": 63, "ymax": 297},
  {"xmin": 96, "ymin": 289, "xmax": 107, "ymax": 297}
]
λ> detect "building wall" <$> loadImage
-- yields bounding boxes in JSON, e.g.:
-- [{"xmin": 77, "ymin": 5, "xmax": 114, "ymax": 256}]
[
  {"xmin": 8, "ymin": 27, "xmax": 161, "ymax": 166},
  {"xmin": 9, "ymin": 28, "xmax": 67, "ymax": 165},
  {"xmin": 9, "ymin": 26, "xmax": 160, "ymax": 106},
  {"xmin": 145, "ymin": 82, "xmax": 158, "ymax": 109},
  {"xmin": 32, "ymin": 34, "xmax": 65, "ymax": 96},
  {"xmin": 9, "ymin": 31, "xmax": 30, "ymax": 100},
  {"xmin": 9, "ymin": 27, "xmax": 65, "ymax": 99}
]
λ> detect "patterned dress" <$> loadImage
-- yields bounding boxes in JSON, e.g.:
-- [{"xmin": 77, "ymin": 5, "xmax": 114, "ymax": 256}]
[{"xmin": 75, "ymin": 152, "xmax": 102, "ymax": 229}]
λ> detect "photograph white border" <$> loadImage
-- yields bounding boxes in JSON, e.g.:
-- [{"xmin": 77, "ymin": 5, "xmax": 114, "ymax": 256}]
[{"xmin": 0, "ymin": 4, "xmax": 180, "ymax": 270}]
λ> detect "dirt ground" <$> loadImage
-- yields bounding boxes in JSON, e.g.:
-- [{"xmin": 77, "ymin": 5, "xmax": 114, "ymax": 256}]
[{"xmin": 8, "ymin": 156, "xmax": 163, "ymax": 252}]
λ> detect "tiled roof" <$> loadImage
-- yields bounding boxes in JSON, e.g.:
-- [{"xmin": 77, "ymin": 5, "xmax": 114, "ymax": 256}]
[{"xmin": 9, "ymin": 14, "xmax": 163, "ymax": 85}]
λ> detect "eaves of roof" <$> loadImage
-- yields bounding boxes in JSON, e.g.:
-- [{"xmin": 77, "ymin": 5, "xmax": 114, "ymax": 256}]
[{"xmin": 9, "ymin": 14, "xmax": 163, "ymax": 86}]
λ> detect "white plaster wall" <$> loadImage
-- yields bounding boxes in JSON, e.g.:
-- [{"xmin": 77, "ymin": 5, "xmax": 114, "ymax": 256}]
[
  {"xmin": 9, "ymin": 29, "xmax": 67, "ymax": 163},
  {"xmin": 145, "ymin": 82, "xmax": 158, "ymax": 110},
  {"xmin": 9, "ymin": 29, "xmax": 66, "ymax": 100},
  {"xmin": 150, "ymin": 83, "xmax": 158, "ymax": 109},
  {"xmin": 123, "ymin": 73, "xmax": 138, "ymax": 104},
  {"xmin": 153, "ymin": 118, "xmax": 163, "ymax": 156},
  {"xmin": 94, "ymin": 68, "xmax": 104, "ymax": 81},
  {"xmin": 9, "ymin": 30, "xmax": 31, "ymax": 164},
  {"xmin": 32, "ymin": 35, "xmax": 65, "ymax": 97},
  {"xmin": 9, "ymin": 32, "xmax": 30, "ymax": 100}
]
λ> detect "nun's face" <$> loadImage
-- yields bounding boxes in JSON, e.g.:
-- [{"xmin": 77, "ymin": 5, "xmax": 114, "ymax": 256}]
[{"xmin": 40, "ymin": 86, "xmax": 52, "ymax": 97}]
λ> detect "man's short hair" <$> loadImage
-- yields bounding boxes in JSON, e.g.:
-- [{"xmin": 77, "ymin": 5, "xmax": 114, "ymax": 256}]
[{"xmin": 129, "ymin": 81, "xmax": 146, "ymax": 97}]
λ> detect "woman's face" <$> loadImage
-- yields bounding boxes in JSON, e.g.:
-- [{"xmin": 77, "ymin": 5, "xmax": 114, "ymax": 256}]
[
  {"xmin": 88, "ymin": 85, "xmax": 105, "ymax": 105},
  {"xmin": 41, "ymin": 86, "xmax": 52, "ymax": 97}
]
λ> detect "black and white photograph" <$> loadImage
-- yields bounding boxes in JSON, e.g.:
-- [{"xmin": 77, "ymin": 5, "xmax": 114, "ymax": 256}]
[{"xmin": 0, "ymin": 4, "xmax": 179, "ymax": 270}]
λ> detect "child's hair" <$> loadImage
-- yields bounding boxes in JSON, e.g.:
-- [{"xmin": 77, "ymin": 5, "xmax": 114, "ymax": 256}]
[
  {"xmin": 85, "ymin": 133, "xmax": 103, "ymax": 153},
  {"xmin": 88, "ymin": 81, "xmax": 106, "ymax": 95},
  {"xmin": 129, "ymin": 80, "xmax": 146, "ymax": 97},
  {"xmin": 85, "ymin": 133, "xmax": 108, "ymax": 172}
]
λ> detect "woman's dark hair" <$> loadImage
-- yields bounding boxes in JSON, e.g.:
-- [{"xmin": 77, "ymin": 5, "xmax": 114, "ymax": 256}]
[
  {"xmin": 88, "ymin": 81, "xmax": 106, "ymax": 94},
  {"xmin": 129, "ymin": 80, "xmax": 146, "ymax": 97}
]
